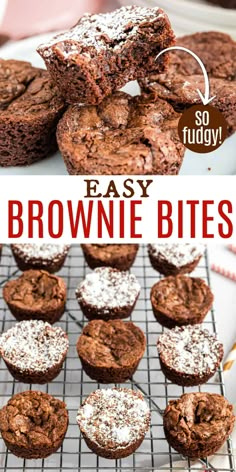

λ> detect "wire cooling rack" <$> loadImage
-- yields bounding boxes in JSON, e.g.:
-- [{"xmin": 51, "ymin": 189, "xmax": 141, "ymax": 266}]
[{"xmin": 0, "ymin": 244, "xmax": 234, "ymax": 472}]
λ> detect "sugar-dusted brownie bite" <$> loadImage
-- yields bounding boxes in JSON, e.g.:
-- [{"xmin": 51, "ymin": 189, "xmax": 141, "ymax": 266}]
[
  {"xmin": 77, "ymin": 319, "xmax": 146, "ymax": 383},
  {"xmin": 81, "ymin": 244, "xmax": 139, "ymax": 270},
  {"xmin": 0, "ymin": 320, "xmax": 69, "ymax": 384},
  {"xmin": 0, "ymin": 391, "xmax": 69, "ymax": 459},
  {"xmin": 0, "ymin": 59, "xmax": 65, "ymax": 167},
  {"xmin": 11, "ymin": 244, "xmax": 70, "ymax": 273},
  {"xmin": 151, "ymin": 275, "xmax": 214, "ymax": 328},
  {"xmin": 57, "ymin": 92, "xmax": 185, "ymax": 175},
  {"xmin": 148, "ymin": 243, "xmax": 205, "ymax": 276},
  {"xmin": 37, "ymin": 5, "xmax": 175, "ymax": 105},
  {"xmin": 157, "ymin": 325, "xmax": 223, "ymax": 386},
  {"xmin": 75, "ymin": 267, "xmax": 140, "ymax": 321},
  {"xmin": 3, "ymin": 270, "xmax": 67, "ymax": 323},
  {"xmin": 76, "ymin": 388, "xmax": 150, "ymax": 459},
  {"xmin": 164, "ymin": 393, "xmax": 235, "ymax": 458}
]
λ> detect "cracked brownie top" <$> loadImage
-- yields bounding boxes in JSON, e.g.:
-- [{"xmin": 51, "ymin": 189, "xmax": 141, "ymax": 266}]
[
  {"xmin": 3, "ymin": 270, "xmax": 66, "ymax": 312},
  {"xmin": 77, "ymin": 319, "xmax": 146, "ymax": 368},
  {"xmin": 0, "ymin": 391, "xmax": 68, "ymax": 449}
]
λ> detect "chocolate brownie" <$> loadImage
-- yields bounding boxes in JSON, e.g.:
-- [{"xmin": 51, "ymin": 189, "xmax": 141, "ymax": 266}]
[
  {"xmin": 81, "ymin": 244, "xmax": 139, "ymax": 270},
  {"xmin": 207, "ymin": 0, "xmax": 236, "ymax": 8},
  {"xmin": 76, "ymin": 388, "xmax": 150, "ymax": 459},
  {"xmin": 37, "ymin": 5, "xmax": 175, "ymax": 105},
  {"xmin": 141, "ymin": 74, "xmax": 236, "ymax": 136},
  {"xmin": 57, "ymin": 92, "xmax": 185, "ymax": 175},
  {"xmin": 0, "ymin": 320, "xmax": 69, "ymax": 384},
  {"xmin": 11, "ymin": 244, "xmax": 70, "ymax": 273},
  {"xmin": 3, "ymin": 270, "xmax": 67, "ymax": 324},
  {"xmin": 77, "ymin": 319, "xmax": 146, "ymax": 383},
  {"xmin": 150, "ymin": 275, "xmax": 214, "ymax": 328},
  {"xmin": 0, "ymin": 244, "xmax": 2, "ymax": 261},
  {"xmin": 76, "ymin": 267, "xmax": 140, "ymax": 321},
  {"xmin": 0, "ymin": 59, "xmax": 65, "ymax": 167},
  {"xmin": 0, "ymin": 391, "xmax": 68, "ymax": 459},
  {"xmin": 157, "ymin": 325, "xmax": 223, "ymax": 386},
  {"xmin": 163, "ymin": 392, "xmax": 235, "ymax": 458},
  {"xmin": 148, "ymin": 243, "xmax": 205, "ymax": 276}
]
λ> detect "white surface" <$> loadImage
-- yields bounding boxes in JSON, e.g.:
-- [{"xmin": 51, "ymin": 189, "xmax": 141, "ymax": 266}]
[
  {"xmin": 208, "ymin": 245, "xmax": 236, "ymax": 404},
  {"xmin": 0, "ymin": 33, "xmax": 236, "ymax": 176},
  {"xmin": 119, "ymin": 0, "xmax": 236, "ymax": 37}
]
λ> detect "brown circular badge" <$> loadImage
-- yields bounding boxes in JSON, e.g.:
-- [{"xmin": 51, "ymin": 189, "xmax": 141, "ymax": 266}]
[{"xmin": 178, "ymin": 104, "xmax": 227, "ymax": 153}]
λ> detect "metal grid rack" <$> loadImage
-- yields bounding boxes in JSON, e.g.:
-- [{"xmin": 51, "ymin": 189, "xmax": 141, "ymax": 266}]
[{"xmin": 0, "ymin": 244, "xmax": 234, "ymax": 472}]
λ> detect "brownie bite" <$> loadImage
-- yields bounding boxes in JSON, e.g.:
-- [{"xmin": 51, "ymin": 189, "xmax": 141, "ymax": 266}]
[
  {"xmin": 0, "ymin": 320, "xmax": 69, "ymax": 384},
  {"xmin": 157, "ymin": 325, "xmax": 223, "ymax": 386},
  {"xmin": 3, "ymin": 270, "xmax": 66, "ymax": 324},
  {"xmin": 0, "ymin": 59, "xmax": 65, "ymax": 167},
  {"xmin": 76, "ymin": 388, "xmax": 150, "ymax": 459},
  {"xmin": 57, "ymin": 92, "xmax": 185, "ymax": 175},
  {"xmin": 76, "ymin": 267, "xmax": 140, "ymax": 321},
  {"xmin": 37, "ymin": 5, "xmax": 175, "ymax": 105},
  {"xmin": 77, "ymin": 319, "xmax": 146, "ymax": 383},
  {"xmin": 207, "ymin": 0, "xmax": 236, "ymax": 7},
  {"xmin": 11, "ymin": 244, "xmax": 70, "ymax": 273},
  {"xmin": 0, "ymin": 391, "xmax": 69, "ymax": 459},
  {"xmin": 81, "ymin": 244, "xmax": 139, "ymax": 271},
  {"xmin": 148, "ymin": 243, "xmax": 205, "ymax": 276},
  {"xmin": 150, "ymin": 275, "xmax": 214, "ymax": 328},
  {"xmin": 164, "ymin": 392, "xmax": 235, "ymax": 458}
]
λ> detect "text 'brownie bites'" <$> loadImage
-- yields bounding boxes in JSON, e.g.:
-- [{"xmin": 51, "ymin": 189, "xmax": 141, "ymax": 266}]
[
  {"xmin": 37, "ymin": 6, "xmax": 175, "ymax": 105},
  {"xmin": 77, "ymin": 388, "xmax": 150, "ymax": 459},
  {"xmin": 77, "ymin": 319, "xmax": 146, "ymax": 383},
  {"xmin": 81, "ymin": 244, "xmax": 139, "ymax": 271},
  {"xmin": 0, "ymin": 320, "xmax": 69, "ymax": 384},
  {"xmin": 151, "ymin": 275, "xmax": 214, "ymax": 328},
  {"xmin": 0, "ymin": 391, "xmax": 69, "ymax": 459},
  {"xmin": 3, "ymin": 270, "xmax": 66, "ymax": 323},
  {"xmin": 157, "ymin": 325, "xmax": 223, "ymax": 386},
  {"xmin": 57, "ymin": 92, "xmax": 185, "ymax": 175},
  {"xmin": 0, "ymin": 59, "xmax": 65, "ymax": 166},
  {"xmin": 76, "ymin": 267, "xmax": 140, "ymax": 321},
  {"xmin": 164, "ymin": 392, "xmax": 235, "ymax": 458}
]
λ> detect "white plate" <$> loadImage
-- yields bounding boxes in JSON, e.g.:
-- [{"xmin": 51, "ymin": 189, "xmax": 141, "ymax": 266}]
[{"xmin": 0, "ymin": 32, "xmax": 236, "ymax": 175}]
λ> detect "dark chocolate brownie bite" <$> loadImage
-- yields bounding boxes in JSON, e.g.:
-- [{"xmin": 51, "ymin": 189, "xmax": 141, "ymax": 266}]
[
  {"xmin": 76, "ymin": 388, "xmax": 150, "ymax": 459},
  {"xmin": 148, "ymin": 243, "xmax": 205, "ymax": 276},
  {"xmin": 157, "ymin": 325, "xmax": 223, "ymax": 386},
  {"xmin": 11, "ymin": 244, "xmax": 70, "ymax": 273},
  {"xmin": 3, "ymin": 270, "xmax": 67, "ymax": 324},
  {"xmin": 76, "ymin": 267, "xmax": 140, "ymax": 321},
  {"xmin": 150, "ymin": 275, "xmax": 214, "ymax": 328},
  {"xmin": 77, "ymin": 319, "xmax": 146, "ymax": 383},
  {"xmin": 0, "ymin": 390, "xmax": 69, "ymax": 459},
  {"xmin": 207, "ymin": 0, "xmax": 236, "ymax": 7},
  {"xmin": 0, "ymin": 320, "xmax": 69, "ymax": 384},
  {"xmin": 37, "ymin": 5, "xmax": 175, "ymax": 105},
  {"xmin": 81, "ymin": 244, "xmax": 139, "ymax": 271},
  {"xmin": 164, "ymin": 392, "xmax": 235, "ymax": 458},
  {"xmin": 0, "ymin": 59, "xmax": 65, "ymax": 167},
  {"xmin": 57, "ymin": 92, "xmax": 185, "ymax": 175}
]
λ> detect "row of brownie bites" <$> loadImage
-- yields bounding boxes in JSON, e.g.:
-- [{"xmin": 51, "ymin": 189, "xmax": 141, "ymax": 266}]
[
  {"xmin": 1, "ymin": 6, "xmax": 235, "ymax": 172},
  {"xmin": 0, "ymin": 243, "xmax": 234, "ymax": 460}
]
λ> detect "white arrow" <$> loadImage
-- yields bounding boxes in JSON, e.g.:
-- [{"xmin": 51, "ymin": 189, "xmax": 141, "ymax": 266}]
[{"xmin": 156, "ymin": 46, "xmax": 216, "ymax": 106}]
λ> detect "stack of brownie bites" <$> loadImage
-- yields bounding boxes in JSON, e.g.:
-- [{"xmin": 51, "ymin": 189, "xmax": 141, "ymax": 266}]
[
  {"xmin": 1, "ymin": 5, "xmax": 235, "ymax": 170},
  {"xmin": 0, "ymin": 242, "xmax": 234, "ymax": 462}
]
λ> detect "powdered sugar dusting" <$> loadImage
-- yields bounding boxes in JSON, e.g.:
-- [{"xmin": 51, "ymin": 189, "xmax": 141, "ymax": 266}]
[
  {"xmin": 0, "ymin": 320, "xmax": 69, "ymax": 373},
  {"xmin": 77, "ymin": 388, "xmax": 150, "ymax": 449},
  {"xmin": 149, "ymin": 243, "xmax": 205, "ymax": 268},
  {"xmin": 12, "ymin": 244, "xmax": 69, "ymax": 261},
  {"xmin": 157, "ymin": 325, "xmax": 223, "ymax": 375},
  {"xmin": 76, "ymin": 267, "xmax": 140, "ymax": 310},
  {"xmin": 38, "ymin": 5, "xmax": 163, "ymax": 58}
]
